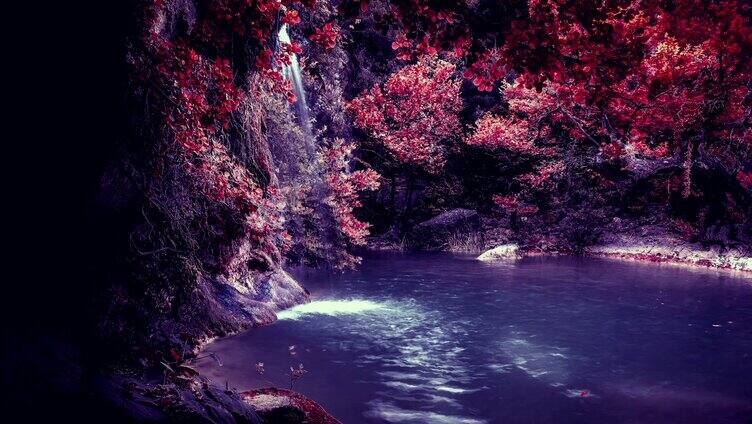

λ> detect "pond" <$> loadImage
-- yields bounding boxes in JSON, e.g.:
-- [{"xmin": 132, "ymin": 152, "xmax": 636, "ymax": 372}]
[{"xmin": 195, "ymin": 252, "xmax": 752, "ymax": 423}]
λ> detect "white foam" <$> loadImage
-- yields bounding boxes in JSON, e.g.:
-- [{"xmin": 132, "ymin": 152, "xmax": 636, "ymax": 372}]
[
  {"xmin": 383, "ymin": 381, "xmax": 423, "ymax": 392},
  {"xmin": 487, "ymin": 363, "xmax": 515, "ymax": 374},
  {"xmin": 436, "ymin": 385, "xmax": 474, "ymax": 394},
  {"xmin": 498, "ymin": 333, "xmax": 570, "ymax": 384},
  {"xmin": 377, "ymin": 371, "xmax": 425, "ymax": 380},
  {"xmin": 277, "ymin": 299, "xmax": 387, "ymax": 320},
  {"xmin": 425, "ymin": 394, "xmax": 463, "ymax": 407}
]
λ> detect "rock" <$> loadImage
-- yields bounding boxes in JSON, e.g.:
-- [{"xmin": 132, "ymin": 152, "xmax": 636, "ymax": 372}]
[
  {"xmin": 477, "ymin": 244, "xmax": 519, "ymax": 261},
  {"xmin": 216, "ymin": 266, "xmax": 310, "ymax": 327},
  {"xmin": 586, "ymin": 243, "xmax": 752, "ymax": 273},
  {"xmin": 98, "ymin": 375, "xmax": 263, "ymax": 424},
  {"xmin": 253, "ymin": 269, "xmax": 310, "ymax": 311},
  {"xmin": 170, "ymin": 383, "xmax": 263, "ymax": 424},
  {"xmin": 242, "ymin": 388, "xmax": 341, "ymax": 424},
  {"xmin": 409, "ymin": 209, "xmax": 481, "ymax": 250}
]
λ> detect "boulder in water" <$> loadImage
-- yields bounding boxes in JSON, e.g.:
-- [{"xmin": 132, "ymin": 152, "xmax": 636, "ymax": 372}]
[{"xmin": 477, "ymin": 244, "xmax": 519, "ymax": 261}]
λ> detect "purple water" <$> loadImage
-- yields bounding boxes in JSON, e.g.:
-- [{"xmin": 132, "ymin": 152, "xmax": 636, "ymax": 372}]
[{"xmin": 195, "ymin": 252, "xmax": 752, "ymax": 423}]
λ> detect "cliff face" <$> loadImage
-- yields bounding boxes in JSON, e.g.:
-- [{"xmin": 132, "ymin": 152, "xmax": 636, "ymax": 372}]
[
  {"xmin": 87, "ymin": 0, "xmax": 328, "ymax": 361},
  {"xmin": 8, "ymin": 4, "xmax": 368, "ymax": 407},
  {"xmin": 6, "ymin": 1, "xmax": 326, "ymax": 420}
]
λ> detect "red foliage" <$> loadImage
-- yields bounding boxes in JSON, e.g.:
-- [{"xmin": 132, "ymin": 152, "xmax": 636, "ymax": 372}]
[
  {"xmin": 379, "ymin": 0, "xmax": 469, "ymax": 63},
  {"xmin": 309, "ymin": 22, "xmax": 339, "ymax": 50},
  {"xmin": 132, "ymin": 0, "xmax": 752, "ymax": 261},
  {"xmin": 132, "ymin": 0, "xmax": 327, "ymax": 264},
  {"xmin": 381, "ymin": 0, "xmax": 751, "ymax": 172},
  {"xmin": 466, "ymin": 82, "xmax": 562, "ymax": 157},
  {"xmin": 146, "ymin": 39, "xmax": 245, "ymax": 153},
  {"xmin": 322, "ymin": 139, "xmax": 381, "ymax": 246},
  {"xmin": 464, "ymin": 48, "xmax": 506, "ymax": 92},
  {"xmin": 282, "ymin": 9, "xmax": 302, "ymax": 25},
  {"xmin": 391, "ymin": 33, "xmax": 414, "ymax": 61},
  {"xmin": 738, "ymin": 171, "xmax": 752, "ymax": 190},
  {"xmin": 518, "ymin": 162, "xmax": 565, "ymax": 190},
  {"xmin": 195, "ymin": 0, "xmax": 295, "ymax": 48},
  {"xmin": 347, "ymin": 59, "xmax": 463, "ymax": 172},
  {"xmin": 493, "ymin": 192, "xmax": 543, "ymax": 219},
  {"xmin": 601, "ymin": 141, "xmax": 627, "ymax": 162},
  {"xmin": 466, "ymin": 113, "xmax": 534, "ymax": 154},
  {"xmin": 492, "ymin": 194, "xmax": 519, "ymax": 212}
]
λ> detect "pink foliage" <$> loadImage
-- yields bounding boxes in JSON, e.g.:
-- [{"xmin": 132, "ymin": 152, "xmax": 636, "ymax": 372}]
[
  {"xmin": 347, "ymin": 59, "xmax": 463, "ymax": 172},
  {"xmin": 282, "ymin": 9, "xmax": 301, "ymax": 25},
  {"xmin": 466, "ymin": 114, "xmax": 535, "ymax": 154},
  {"xmin": 322, "ymin": 139, "xmax": 381, "ymax": 245},
  {"xmin": 466, "ymin": 82, "xmax": 561, "ymax": 154},
  {"xmin": 492, "ymin": 194, "xmax": 519, "ymax": 211},
  {"xmin": 601, "ymin": 141, "xmax": 627, "ymax": 161},
  {"xmin": 464, "ymin": 48, "xmax": 506, "ymax": 92},
  {"xmin": 441, "ymin": 0, "xmax": 751, "ymax": 162},
  {"xmin": 738, "ymin": 171, "xmax": 752, "ymax": 190},
  {"xmin": 135, "ymin": 0, "xmax": 320, "ymax": 262},
  {"xmin": 310, "ymin": 22, "xmax": 339, "ymax": 50},
  {"xmin": 517, "ymin": 162, "xmax": 565, "ymax": 190}
]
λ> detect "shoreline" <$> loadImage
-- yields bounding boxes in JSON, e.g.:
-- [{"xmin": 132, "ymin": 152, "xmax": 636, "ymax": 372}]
[
  {"xmin": 182, "ymin": 246, "xmax": 750, "ymax": 422},
  {"xmin": 181, "ymin": 272, "xmax": 340, "ymax": 423},
  {"xmin": 467, "ymin": 241, "xmax": 752, "ymax": 276},
  {"xmin": 88, "ymin": 270, "xmax": 324, "ymax": 423},
  {"xmin": 584, "ymin": 244, "xmax": 752, "ymax": 275},
  {"xmin": 371, "ymin": 239, "xmax": 752, "ymax": 276}
]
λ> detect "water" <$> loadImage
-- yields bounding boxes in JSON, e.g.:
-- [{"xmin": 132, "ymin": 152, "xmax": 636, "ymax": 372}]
[
  {"xmin": 195, "ymin": 252, "xmax": 752, "ymax": 423},
  {"xmin": 278, "ymin": 24, "xmax": 314, "ymax": 154}
]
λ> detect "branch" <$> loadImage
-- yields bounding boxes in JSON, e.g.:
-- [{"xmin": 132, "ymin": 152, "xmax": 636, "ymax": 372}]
[{"xmin": 559, "ymin": 107, "xmax": 600, "ymax": 147}]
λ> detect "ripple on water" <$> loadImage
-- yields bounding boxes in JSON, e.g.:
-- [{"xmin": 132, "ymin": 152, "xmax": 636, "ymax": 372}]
[
  {"xmin": 491, "ymin": 331, "xmax": 598, "ymax": 399},
  {"xmin": 196, "ymin": 255, "xmax": 752, "ymax": 423},
  {"xmin": 366, "ymin": 400, "xmax": 488, "ymax": 424},
  {"xmin": 308, "ymin": 298, "xmax": 486, "ymax": 420}
]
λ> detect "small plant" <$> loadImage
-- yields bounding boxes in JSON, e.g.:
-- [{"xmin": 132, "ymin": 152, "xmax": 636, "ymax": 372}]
[
  {"xmin": 289, "ymin": 363, "xmax": 308, "ymax": 389},
  {"xmin": 445, "ymin": 232, "xmax": 484, "ymax": 254}
]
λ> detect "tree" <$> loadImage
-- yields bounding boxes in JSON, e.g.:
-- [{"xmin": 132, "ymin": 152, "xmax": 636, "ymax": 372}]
[
  {"xmin": 347, "ymin": 58, "xmax": 463, "ymax": 173},
  {"xmin": 322, "ymin": 138, "xmax": 381, "ymax": 267}
]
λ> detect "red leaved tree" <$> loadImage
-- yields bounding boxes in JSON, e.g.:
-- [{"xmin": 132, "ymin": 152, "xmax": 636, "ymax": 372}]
[
  {"xmin": 322, "ymin": 138, "xmax": 381, "ymax": 267},
  {"xmin": 347, "ymin": 58, "xmax": 463, "ymax": 173}
]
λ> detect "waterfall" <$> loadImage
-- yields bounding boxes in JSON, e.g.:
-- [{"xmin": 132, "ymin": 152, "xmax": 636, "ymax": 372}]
[
  {"xmin": 278, "ymin": 24, "xmax": 315, "ymax": 155},
  {"xmin": 275, "ymin": 24, "xmax": 338, "ymax": 252}
]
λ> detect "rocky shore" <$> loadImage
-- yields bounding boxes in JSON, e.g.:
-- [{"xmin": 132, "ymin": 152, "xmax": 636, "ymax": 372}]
[
  {"xmin": 72, "ymin": 268, "xmax": 337, "ymax": 423},
  {"xmin": 397, "ymin": 208, "xmax": 752, "ymax": 275},
  {"xmin": 583, "ymin": 225, "xmax": 752, "ymax": 273},
  {"xmin": 472, "ymin": 242, "xmax": 752, "ymax": 274},
  {"xmin": 585, "ymin": 244, "xmax": 752, "ymax": 273},
  {"xmin": 86, "ymin": 371, "xmax": 338, "ymax": 424},
  {"xmin": 242, "ymin": 388, "xmax": 341, "ymax": 424}
]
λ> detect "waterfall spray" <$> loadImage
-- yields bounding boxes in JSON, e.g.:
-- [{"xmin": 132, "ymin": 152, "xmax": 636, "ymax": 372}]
[
  {"xmin": 278, "ymin": 24, "xmax": 315, "ymax": 158},
  {"xmin": 276, "ymin": 22, "xmax": 336, "ymax": 245}
]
